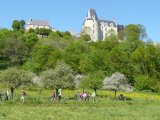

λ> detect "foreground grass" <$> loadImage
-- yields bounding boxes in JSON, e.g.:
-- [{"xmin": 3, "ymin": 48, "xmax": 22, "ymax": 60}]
[{"xmin": 0, "ymin": 90, "xmax": 160, "ymax": 120}]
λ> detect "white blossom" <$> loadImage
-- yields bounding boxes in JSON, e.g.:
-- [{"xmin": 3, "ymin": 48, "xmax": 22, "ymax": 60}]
[
  {"xmin": 102, "ymin": 72, "xmax": 133, "ymax": 92},
  {"xmin": 74, "ymin": 74, "xmax": 83, "ymax": 88}
]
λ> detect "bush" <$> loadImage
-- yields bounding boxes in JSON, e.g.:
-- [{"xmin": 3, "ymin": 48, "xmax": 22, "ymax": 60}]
[
  {"xmin": 135, "ymin": 75, "xmax": 150, "ymax": 91},
  {"xmin": 135, "ymin": 75, "xmax": 160, "ymax": 92}
]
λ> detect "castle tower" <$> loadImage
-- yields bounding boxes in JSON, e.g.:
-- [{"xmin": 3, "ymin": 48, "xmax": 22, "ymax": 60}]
[
  {"xmin": 82, "ymin": 9, "xmax": 100, "ymax": 41},
  {"xmin": 92, "ymin": 14, "xmax": 100, "ymax": 41},
  {"xmin": 82, "ymin": 9, "xmax": 120, "ymax": 41}
]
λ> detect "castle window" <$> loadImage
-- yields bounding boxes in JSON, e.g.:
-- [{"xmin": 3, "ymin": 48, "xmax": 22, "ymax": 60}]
[
  {"xmin": 92, "ymin": 15, "xmax": 95, "ymax": 20},
  {"xmin": 101, "ymin": 26, "xmax": 103, "ymax": 30},
  {"xmin": 93, "ymin": 30, "xmax": 94, "ymax": 34},
  {"xmin": 101, "ymin": 22, "xmax": 104, "ymax": 26},
  {"xmin": 93, "ymin": 24, "xmax": 94, "ymax": 28},
  {"xmin": 105, "ymin": 23, "xmax": 108, "ymax": 26},
  {"xmin": 110, "ymin": 23, "xmax": 113, "ymax": 27}
]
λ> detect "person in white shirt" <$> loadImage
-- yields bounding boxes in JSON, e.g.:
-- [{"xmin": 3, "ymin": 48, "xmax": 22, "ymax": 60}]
[
  {"xmin": 21, "ymin": 90, "xmax": 26, "ymax": 103},
  {"xmin": 92, "ymin": 91, "xmax": 96, "ymax": 103},
  {"xmin": 58, "ymin": 89, "xmax": 62, "ymax": 102}
]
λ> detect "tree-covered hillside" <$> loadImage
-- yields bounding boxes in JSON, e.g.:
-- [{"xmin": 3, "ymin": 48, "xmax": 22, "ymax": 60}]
[{"xmin": 0, "ymin": 21, "xmax": 160, "ymax": 92}]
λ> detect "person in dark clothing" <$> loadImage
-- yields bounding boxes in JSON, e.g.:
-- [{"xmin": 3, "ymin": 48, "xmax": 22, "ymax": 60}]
[
  {"xmin": 11, "ymin": 87, "xmax": 14, "ymax": 101},
  {"xmin": 4, "ymin": 90, "xmax": 9, "ymax": 101},
  {"xmin": 0, "ymin": 90, "xmax": 2, "ymax": 101},
  {"xmin": 75, "ymin": 92, "xmax": 79, "ymax": 102}
]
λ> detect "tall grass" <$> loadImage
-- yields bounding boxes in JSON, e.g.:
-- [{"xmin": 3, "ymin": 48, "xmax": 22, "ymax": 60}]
[{"xmin": 0, "ymin": 89, "xmax": 160, "ymax": 120}]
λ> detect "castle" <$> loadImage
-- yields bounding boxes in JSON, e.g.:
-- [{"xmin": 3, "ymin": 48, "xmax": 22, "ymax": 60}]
[
  {"xmin": 82, "ymin": 9, "xmax": 123, "ymax": 41},
  {"xmin": 26, "ymin": 18, "xmax": 56, "ymax": 31}
]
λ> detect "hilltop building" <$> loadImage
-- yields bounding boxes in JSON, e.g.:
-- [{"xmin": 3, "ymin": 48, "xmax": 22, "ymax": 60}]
[
  {"xmin": 82, "ymin": 9, "xmax": 123, "ymax": 41},
  {"xmin": 26, "ymin": 18, "xmax": 55, "ymax": 31}
]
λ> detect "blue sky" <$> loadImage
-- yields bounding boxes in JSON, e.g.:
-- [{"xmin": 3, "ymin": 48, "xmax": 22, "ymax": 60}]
[{"xmin": 0, "ymin": 0, "xmax": 160, "ymax": 42}]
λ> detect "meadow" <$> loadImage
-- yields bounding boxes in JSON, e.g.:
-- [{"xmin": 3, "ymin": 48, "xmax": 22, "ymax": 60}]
[{"xmin": 0, "ymin": 89, "xmax": 160, "ymax": 120}]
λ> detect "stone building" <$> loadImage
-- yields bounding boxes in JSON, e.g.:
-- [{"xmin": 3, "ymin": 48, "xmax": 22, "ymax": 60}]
[
  {"xmin": 82, "ymin": 9, "xmax": 123, "ymax": 41},
  {"xmin": 26, "ymin": 18, "xmax": 55, "ymax": 31}
]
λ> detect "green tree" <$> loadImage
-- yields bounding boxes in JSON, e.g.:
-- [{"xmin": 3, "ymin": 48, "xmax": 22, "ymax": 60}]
[
  {"xmin": 0, "ymin": 29, "xmax": 8, "ymax": 54},
  {"xmin": 131, "ymin": 43, "xmax": 159, "ymax": 76},
  {"xmin": 106, "ymin": 41, "xmax": 138, "ymax": 84},
  {"xmin": 49, "ymin": 31, "xmax": 63, "ymax": 41},
  {"xmin": 63, "ymin": 40, "xmax": 89, "ymax": 72},
  {"xmin": 62, "ymin": 31, "xmax": 74, "ymax": 40},
  {"xmin": 39, "ymin": 28, "xmax": 52, "ymax": 37},
  {"xmin": 79, "ymin": 50, "xmax": 107, "ymax": 73},
  {"xmin": 3, "ymin": 37, "xmax": 29, "ymax": 66},
  {"xmin": 124, "ymin": 24, "xmax": 143, "ymax": 41},
  {"xmin": 80, "ymin": 71, "xmax": 105, "ymax": 93},
  {"xmin": 28, "ymin": 28, "xmax": 35, "ymax": 33},
  {"xmin": 35, "ymin": 28, "xmax": 40, "ymax": 34},
  {"xmin": 123, "ymin": 24, "xmax": 146, "ymax": 53},
  {"xmin": 25, "ymin": 33, "xmax": 39, "ymax": 48},
  {"xmin": 23, "ymin": 45, "xmax": 60, "ymax": 73},
  {"xmin": 0, "ymin": 29, "xmax": 11, "ymax": 69},
  {"xmin": 79, "ymin": 34, "xmax": 91, "ymax": 41},
  {"xmin": 135, "ymin": 75, "xmax": 150, "ymax": 91},
  {"xmin": 0, "ymin": 67, "xmax": 33, "ymax": 98},
  {"xmin": 19, "ymin": 20, "xmax": 26, "ymax": 30},
  {"xmin": 103, "ymin": 35, "xmax": 119, "ymax": 51},
  {"xmin": 12, "ymin": 20, "xmax": 20, "ymax": 31}
]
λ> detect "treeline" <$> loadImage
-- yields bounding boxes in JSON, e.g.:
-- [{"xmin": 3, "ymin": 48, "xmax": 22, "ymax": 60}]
[{"xmin": 0, "ymin": 20, "xmax": 160, "ymax": 92}]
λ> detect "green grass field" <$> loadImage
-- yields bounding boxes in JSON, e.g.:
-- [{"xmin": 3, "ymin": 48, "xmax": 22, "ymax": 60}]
[{"xmin": 0, "ymin": 89, "xmax": 160, "ymax": 120}]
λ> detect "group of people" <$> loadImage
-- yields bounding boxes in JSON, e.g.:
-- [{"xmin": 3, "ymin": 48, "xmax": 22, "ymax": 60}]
[
  {"xmin": 76, "ymin": 91, "xmax": 96, "ymax": 103},
  {"xmin": 1, "ymin": 88, "xmax": 96, "ymax": 104},
  {"xmin": 50, "ymin": 90, "xmax": 96, "ymax": 103},
  {"xmin": 0, "ymin": 89, "xmax": 26, "ymax": 103},
  {"xmin": 50, "ymin": 89, "xmax": 62, "ymax": 102},
  {"xmin": 0, "ymin": 89, "xmax": 10, "ymax": 101}
]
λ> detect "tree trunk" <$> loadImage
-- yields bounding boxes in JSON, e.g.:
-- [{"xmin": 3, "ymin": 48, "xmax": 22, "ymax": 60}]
[
  {"xmin": 56, "ymin": 89, "xmax": 58, "ymax": 97},
  {"xmin": 83, "ymin": 87, "xmax": 84, "ymax": 93},
  {"xmin": 94, "ymin": 88, "xmax": 97, "ymax": 94},
  {"xmin": 10, "ymin": 87, "xmax": 14, "ymax": 101}
]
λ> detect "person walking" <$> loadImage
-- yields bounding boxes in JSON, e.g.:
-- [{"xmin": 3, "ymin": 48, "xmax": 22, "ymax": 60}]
[
  {"xmin": 0, "ymin": 89, "xmax": 2, "ymax": 101},
  {"xmin": 7, "ymin": 89, "xmax": 9, "ymax": 100},
  {"xmin": 4, "ymin": 89, "xmax": 9, "ymax": 101},
  {"xmin": 21, "ymin": 90, "xmax": 26, "ymax": 103},
  {"xmin": 75, "ymin": 92, "xmax": 79, "ymax": 102},
  {"xmin": 50, "ymin": 92, "xmax": 55, "ymax": 102},
  {"xmin": 58, "ymin": 89, "xmax": 62, "ymax": 102},
  {"xmin": 92, "ymin": 91, "xmax": 96, "ymax": 103},
  {"xmin": 11, "ymin": 87, "xmax": 14, "ymax": 101}
]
